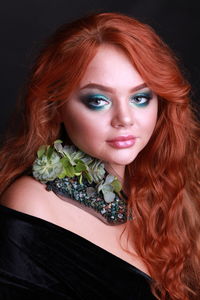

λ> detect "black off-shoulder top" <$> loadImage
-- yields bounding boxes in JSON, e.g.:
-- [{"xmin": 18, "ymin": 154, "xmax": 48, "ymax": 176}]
[{"xmin": 0, "ymin": 204, "xmax": 156, "ymax": 299}]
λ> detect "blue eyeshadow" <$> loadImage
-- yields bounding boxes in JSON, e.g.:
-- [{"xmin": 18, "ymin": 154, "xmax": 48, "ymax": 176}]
[
  {"xmin": 130, "ymin": 91, "xmax": 153, "ymax": 107},
  {"xmin": 80, "ymin": 94, "xmax": 111, "ymax": 110}
]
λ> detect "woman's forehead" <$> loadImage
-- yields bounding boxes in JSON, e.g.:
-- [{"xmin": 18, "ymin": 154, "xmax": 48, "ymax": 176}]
[{"xmin": 79, "ymin": 44, "xmax": 145, "ymax": 92}]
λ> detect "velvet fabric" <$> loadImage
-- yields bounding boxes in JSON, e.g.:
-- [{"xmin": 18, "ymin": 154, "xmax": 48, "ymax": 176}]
[{"xmin": 0, "ymin": 204, "xmax": 156, "ymax": 299}]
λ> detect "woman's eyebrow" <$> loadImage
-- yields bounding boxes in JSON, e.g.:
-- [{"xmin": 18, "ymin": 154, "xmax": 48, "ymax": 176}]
[{"xmin": 79, "ymin": 83, "xmax": 147, "ymax": 93}]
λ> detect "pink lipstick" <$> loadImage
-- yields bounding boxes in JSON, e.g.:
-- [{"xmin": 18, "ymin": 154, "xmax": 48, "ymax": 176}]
[{"xmin": 107, "ymin": 135, "xmax": 136, "ymax": 149}]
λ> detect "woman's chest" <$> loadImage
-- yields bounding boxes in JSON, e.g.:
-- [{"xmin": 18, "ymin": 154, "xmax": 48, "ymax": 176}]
[{"xmin": 49, "ymin": 195, "xmax": 150, "ymax": 277}]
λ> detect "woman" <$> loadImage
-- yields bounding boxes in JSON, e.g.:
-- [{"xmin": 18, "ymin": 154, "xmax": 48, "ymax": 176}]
[{"xmin": 0, "ymin": 12, "xmax": 199, "ymax": 300}]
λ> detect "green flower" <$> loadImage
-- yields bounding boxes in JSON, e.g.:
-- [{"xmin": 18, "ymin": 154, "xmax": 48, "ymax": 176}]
[
  {"xmin": 53, "ymin": 140, "xmax": 105, "ymax": 183},
  {"xmin": 97, "ymin": 174, "xmax": 122, "ymax": 203},
  {"xmin": 33, "ymin": 150, "xmax": 63, "ymax": 183},
  {"xmin": 32, "ymin": 140, "xmax": 122, "ymax": 202},
  {"xmin": 84, "ymin": 159, "xmax": 105, "ymax": 184},
  {"xmin": 54, "ymin": 141, "xmax": 85, "ymax": 165}
]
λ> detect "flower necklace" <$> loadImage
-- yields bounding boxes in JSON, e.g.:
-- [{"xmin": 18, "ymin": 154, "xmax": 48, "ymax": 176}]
[{"xmin": 32, "ymin": 140, "xmax": 132, "ymax": 225}]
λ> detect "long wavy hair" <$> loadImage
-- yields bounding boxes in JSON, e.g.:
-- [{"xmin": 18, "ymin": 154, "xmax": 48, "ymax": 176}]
[{"xmin": 0, "ymin": 12, "xmax": 199, "ymax": 300}]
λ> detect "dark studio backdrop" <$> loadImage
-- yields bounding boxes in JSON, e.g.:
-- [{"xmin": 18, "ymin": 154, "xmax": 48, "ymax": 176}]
[{"xmin": 0, "ymin": 0, "xmax": 200, "ymax": 141}]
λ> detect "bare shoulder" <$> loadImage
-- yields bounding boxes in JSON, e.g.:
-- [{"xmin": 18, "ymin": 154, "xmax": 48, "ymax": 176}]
[{"xmin": 0, "ymin": 176, "xmax": 55, "ymax": 218}]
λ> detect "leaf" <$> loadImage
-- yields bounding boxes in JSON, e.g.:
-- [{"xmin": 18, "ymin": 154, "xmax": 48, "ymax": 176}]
[
  {"xmin": 71, "ymin": 151, "xmax": 85, "ymax": 161},
  {"xmin": 74, "ymin": 172, "xmax": 82, "ymax": 176},
  {"xmin": 102, "ymin": 190, "xmax": 115, "ymax": 203},
  {"xmin": 60, "ymin": 156, "xmax": 70, "ymax": 166},
  {"xmin": 97, "ymin": 180, "xmax": 104, "ymax": 193},
  {"xmin": 37, "ymin": 145, "xmax": 46, "ymax": 159},
  {"xmin": 58, "ymin": 168, "xmax": 67, "ymax": 179},
  {"xmin": 102, "ymin": 184, "xmax": 113, "ymax": 193},
  {"xmin": 81, "ymin": 156, "xmax": 93, "ymax": 165},
  {"xmin": 46, "ymin": 146, "xmax": 54, "ymax": 160},
  {"xmin": 84, "ymin": 171, "xmax": 93, "ymax": 184},
  {"xmin": 111, "ymin": 179, "xmax": 122, "ymax": 193},
  {"xmin": 60, "ymin": 157, "xmax": 75, "ymax": 177},
  {"xmin": 74, "ymin": 161, "xmax": 87, "ymax": 172},
  {"xmin": 54, "ymin": 139, "xmax": 63, "ymax": 144},
  {"xmin": 86, "ymin": 159, "xmax": 105, "ymax": 183},
  {"xmin": 64, "ymin": 164, "xmax": 75, "ymax": 177},
  {"xmin": 79, "ymin": 173, "xmax": 83, "ymax": 184},
  {"xmin": 54, "ymin": 141, "xmax": 63, "ymax": 153},
  {"xmin": 62, "ymin": 146, "xmax": 77, "ymax": 165},
  {"xmin": 104, "ymin": 174, "xmax": 115, "ymax": 184}
]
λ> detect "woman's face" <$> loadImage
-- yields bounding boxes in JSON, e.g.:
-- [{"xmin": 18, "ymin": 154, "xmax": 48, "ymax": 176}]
[{"xmin": 60, "ymin": 44, "xmax": 158, "ymax": 176}]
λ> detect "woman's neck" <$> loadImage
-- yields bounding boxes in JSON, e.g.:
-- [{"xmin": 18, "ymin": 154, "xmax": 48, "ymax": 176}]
[{"xmin": 104, "ymin": 163, "xmax": 125, "ymax": 185}]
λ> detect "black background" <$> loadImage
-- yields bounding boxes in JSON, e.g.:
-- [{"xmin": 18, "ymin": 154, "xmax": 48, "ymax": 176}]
[{"xmin": 1, "ymin": 0, "xmax": 200, "ymax": 140}]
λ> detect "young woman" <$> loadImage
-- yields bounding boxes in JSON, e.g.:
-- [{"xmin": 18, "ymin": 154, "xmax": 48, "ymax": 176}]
[{"xmin": 0, "ymin": 12, "xmax": 199, "ymax": 300}]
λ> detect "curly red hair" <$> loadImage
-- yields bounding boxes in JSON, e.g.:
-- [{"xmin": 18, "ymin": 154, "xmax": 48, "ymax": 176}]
[{"xmin": 0, "ymin": 12, "xmax": 199, "ymax": 299}]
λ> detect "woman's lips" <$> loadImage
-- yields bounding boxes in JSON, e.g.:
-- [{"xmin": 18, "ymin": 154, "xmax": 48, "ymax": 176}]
[{"xmin": 107, "ymin": 135, "xmax": 136, "ymax": 149}]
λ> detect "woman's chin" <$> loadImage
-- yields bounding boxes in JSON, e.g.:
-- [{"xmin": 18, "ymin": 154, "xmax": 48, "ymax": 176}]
[{"xmin": 103, "ymin": 157, "xmax": 135, "ymax": 169}]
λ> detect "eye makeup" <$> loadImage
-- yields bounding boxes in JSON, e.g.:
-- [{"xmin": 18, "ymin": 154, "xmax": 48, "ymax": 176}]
[
  {"xmin": 130, "ymin": 90, "xmax": 153, "ymax": 107},
  {"xmin": 79, "ymin": 93, "xmax": 111, "ymax": 111},
  {"xmin": 78, "ymin": 88, "xmax": 154, "ymax": 111}
]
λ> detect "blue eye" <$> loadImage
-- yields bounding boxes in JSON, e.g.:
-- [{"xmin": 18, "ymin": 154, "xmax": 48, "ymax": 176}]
[
  {"xmin": 130, "ymin": 92, "xmax": 153, "ymax": 107},
  {"xmin": 80, "ymin": 94, "xmax": 111, "ymax": 111}
]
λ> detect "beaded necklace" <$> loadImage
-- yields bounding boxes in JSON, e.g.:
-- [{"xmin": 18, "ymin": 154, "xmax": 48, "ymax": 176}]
[{"xmin": 32, "ymin": 140, "xmax": 132, "ymax": 225}]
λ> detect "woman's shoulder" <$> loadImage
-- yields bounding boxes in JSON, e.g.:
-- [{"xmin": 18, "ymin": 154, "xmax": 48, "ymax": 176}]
[{"xmin": 0, "ymin": 176, "xmax": 55, "ymax": 218}]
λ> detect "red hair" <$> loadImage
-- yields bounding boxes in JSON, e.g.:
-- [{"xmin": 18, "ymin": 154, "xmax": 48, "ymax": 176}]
[{"xmin": 0, "ymin": 12, "xmax": 199, "ymax": 299}]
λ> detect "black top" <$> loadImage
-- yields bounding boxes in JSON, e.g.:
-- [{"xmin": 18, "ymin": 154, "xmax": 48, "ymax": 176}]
[{"xmin": 0, "ymin": 204, "xmax": 156, "ymax": 300}]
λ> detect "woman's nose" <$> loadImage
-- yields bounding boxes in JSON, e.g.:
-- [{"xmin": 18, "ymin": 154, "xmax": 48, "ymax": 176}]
[{"xmin": 111, "ymin": 102, "xmax": 134, "ymax": 128}]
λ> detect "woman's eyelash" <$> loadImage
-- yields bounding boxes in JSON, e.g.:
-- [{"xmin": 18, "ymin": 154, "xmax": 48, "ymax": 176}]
[
  {"xmin": 80, "ymin": 91, "xmax": 153, "ymax": 110},
  {"xmin": 80, "ymin": 94, "xmax": 111, "ymax": 110},
  {"xmin": 130, "ymin": 92, "xmax": 153, "ymax": 107}
]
